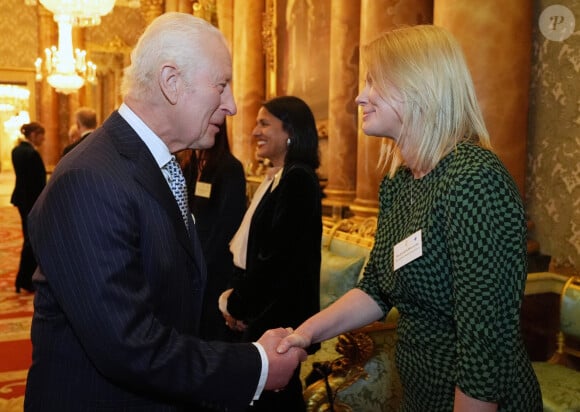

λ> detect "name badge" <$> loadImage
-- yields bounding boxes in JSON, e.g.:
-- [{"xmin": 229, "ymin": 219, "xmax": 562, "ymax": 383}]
[
  {"xmin": 195, "ymin": 182, "xmax": 212, "ymax": 199},
  {"xmin": 393, "ymin": 230, "xmax": 423, "ymax": 271}
]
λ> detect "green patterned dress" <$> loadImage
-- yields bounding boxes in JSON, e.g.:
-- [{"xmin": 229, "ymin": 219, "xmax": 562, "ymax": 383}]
[{"xmin": 358, "ymin": 143, "xmax": 542, "ymax": 411}]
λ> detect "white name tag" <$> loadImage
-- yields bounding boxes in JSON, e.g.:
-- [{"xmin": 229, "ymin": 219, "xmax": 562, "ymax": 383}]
[
  {"xmin": 393, "ymin": 230, "xmax": 423, "ymax": 271},
  {"xmin": 195, "ymin": 182, "xmax": 212, "ymax": 199}
]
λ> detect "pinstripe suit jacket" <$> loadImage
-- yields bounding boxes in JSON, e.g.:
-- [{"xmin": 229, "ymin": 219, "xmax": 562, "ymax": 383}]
[{"xmin": 25, "ymin": 111, "xmax": 261, "ymax": 411}]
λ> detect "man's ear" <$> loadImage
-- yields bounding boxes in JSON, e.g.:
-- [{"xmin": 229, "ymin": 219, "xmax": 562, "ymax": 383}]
[{"xmin": 159, "ymin": 64, "xmax": 179, "ymax": 105}]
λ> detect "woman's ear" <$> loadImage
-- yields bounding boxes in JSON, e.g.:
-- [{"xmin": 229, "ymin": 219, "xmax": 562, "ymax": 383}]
[{"xmin": 159, "ymin": 64, "xmax": 179, "ymax": 105}]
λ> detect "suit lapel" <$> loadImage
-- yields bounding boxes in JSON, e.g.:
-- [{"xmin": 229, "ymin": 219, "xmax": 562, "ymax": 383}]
[{"xmin": 103, "ymin": 112, "xmax": 199, "ymax": 268}]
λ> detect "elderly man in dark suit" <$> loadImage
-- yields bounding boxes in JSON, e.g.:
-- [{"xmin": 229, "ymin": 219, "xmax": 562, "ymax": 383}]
[{"xmin": 25, "ymin": 12, "xmax": 305, "ymax": 412}]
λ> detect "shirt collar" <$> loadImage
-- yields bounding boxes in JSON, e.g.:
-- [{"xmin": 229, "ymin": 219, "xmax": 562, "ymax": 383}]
[
  {"xmin": 270, "ymin": 167, "xmax": 283, "ymax": 191},
  {"xmin": 118, "ymin": 102, "xmax": 172, "ymax": 168}
]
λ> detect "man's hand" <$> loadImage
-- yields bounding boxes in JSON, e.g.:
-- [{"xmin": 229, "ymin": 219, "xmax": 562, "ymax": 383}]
[{"xmin": 258, "ymin": 328, "xmax": 307, "ymax": 391}]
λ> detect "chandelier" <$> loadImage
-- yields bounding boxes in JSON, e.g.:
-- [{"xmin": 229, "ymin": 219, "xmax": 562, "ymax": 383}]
[
  {"xmin": 34, "ymin": 1, "xmax": 116, "ymax": 94},
  {"xmin": 38, "ymin": 0, "xmax": 116, "ymax": 27}
]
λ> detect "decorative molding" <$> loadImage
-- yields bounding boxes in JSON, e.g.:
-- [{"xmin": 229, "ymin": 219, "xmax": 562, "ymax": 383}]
[
  {"xmin": 139, "ymin": 0, "xmax": 163, "ymax": 25},
  {"xmin": 193, "ymin": 0, "xmax": 218, "ymax": 25},
  {"xmin": 87, "ymin": 35, "xmax": 132, "ymax": 54},
  {"xmin": 304, "ymin": 332, "xmax": 375, "ymax": 412},
  {"xmin": 317, "ymin": 119, "xmax": 328, "ymax": 140},
  {"xmin": 262, "ymin": 0, "xmax": 276, "ymax": 99},
  {"xmin": 323, "ymin": 217, "xmax": 377, "ymax": 249},
  {"xmin": 115, "ymin": 0, "xmax": 141, "ymax": 7}
]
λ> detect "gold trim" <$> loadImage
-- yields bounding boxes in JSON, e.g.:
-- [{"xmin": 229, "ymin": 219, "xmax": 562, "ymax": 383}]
[
  {"xmin": 262, "ymin": 0, "xmax": 276, "ymax": 99},
  {"xmin": 348, "ymin": 203, "xmax": 378, "ymax": 218}
]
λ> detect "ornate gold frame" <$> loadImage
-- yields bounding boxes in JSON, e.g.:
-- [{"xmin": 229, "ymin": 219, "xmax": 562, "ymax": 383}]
[
  {"xmin": 0, "ymin": 68, "xmax": 37, "ymax": 119},
  {"xmin": 0, "ymin": 68, "xmax": 37, "ymax": 172}
]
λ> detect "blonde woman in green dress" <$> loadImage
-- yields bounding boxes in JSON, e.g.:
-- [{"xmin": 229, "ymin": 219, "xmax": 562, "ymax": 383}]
[{"xmin": 278, "ymin": 25, "xmax": 542, "ymax": 411}]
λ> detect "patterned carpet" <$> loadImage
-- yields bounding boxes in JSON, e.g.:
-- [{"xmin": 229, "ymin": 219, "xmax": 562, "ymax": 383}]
[{"xmin": 0, "ymin": 205, "xmax": 33, "ymax": 411}]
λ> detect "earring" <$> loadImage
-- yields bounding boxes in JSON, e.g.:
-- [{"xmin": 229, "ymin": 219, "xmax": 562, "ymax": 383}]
[{"xmin": 287, "ymin": 138, "xmax": 291, "ymax": 146}]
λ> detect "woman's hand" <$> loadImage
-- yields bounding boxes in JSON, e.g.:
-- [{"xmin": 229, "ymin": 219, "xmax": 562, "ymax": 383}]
[
  {"xmin": 224, "ymin": 312, "xmax": 248, "ymax": 332},
  {"xmin": 219, "ymin": 289, "xmax": 248, "ymax": 332},
  {"xmin": 276, "ymin": 331, "xmax": 311, "ymax": 354}
]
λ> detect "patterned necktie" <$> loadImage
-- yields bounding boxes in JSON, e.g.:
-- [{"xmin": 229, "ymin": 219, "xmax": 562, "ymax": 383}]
[{"xmin": 164, "ymin": 157, "xmax": 190, "ymax": 230}]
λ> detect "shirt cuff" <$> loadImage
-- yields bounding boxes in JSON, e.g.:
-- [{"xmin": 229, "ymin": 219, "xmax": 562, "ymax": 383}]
[{"xmin": 252, "ymin": 342, "xmax": 268, "ymax": 401}]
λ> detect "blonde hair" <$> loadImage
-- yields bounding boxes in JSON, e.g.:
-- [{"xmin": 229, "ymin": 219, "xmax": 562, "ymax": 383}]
[{"xmin": 362, "ymin": 25, "xmax": 490, "ymax": 177}]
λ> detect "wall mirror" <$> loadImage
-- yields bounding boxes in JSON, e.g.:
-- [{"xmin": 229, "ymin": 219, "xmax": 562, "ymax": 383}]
[{"xmin": 0, "ymin": 68, "xmax": 37, "ymax": 172}]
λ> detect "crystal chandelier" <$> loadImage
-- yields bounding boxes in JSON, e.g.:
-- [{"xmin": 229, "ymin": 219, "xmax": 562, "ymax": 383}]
[
  {"xmin": 39, "ymin": 0, "xmax": 116, "ymax": 27},
  {"xmin": 34, "ymin": 1, "xmax": 116, "ymax": 94}
]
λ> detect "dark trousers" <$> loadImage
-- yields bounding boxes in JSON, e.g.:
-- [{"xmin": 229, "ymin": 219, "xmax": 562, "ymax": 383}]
[{"xmin": 15, "ymin": 206, "xmax": 36, "ymax": 291}]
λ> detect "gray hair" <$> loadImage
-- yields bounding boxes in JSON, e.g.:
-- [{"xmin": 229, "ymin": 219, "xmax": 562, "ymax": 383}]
[{"xmin": 121, "ymin": 12, "xmax": 223, "ymax": 101}]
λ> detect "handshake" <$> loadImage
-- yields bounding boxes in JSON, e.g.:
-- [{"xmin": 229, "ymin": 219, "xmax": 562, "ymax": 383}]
[
  {"xmin": 257, "ymin": 327, "xmax": 311, "ymax": 391},
  {"xmin": 219, "ymin": 288, "xmax": 313, "ymax": 391}
]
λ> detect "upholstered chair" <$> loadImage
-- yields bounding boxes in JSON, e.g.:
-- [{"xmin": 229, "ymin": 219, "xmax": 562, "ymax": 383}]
[{"xmin": 532, "ymin": 276, "xmax": 580, "ymax": 410}]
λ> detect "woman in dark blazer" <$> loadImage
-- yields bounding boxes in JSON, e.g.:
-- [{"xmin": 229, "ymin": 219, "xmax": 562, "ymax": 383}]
[
  {"xmin": 180, "ymin": 122, "xmax": 247, "ymax": 342},
  {"xmin": 220, "ymin": 96, "xmax": 322, "ymax": 412},
  {"xmin": 11, "ymin": 121, "xmax": 46, "ymax": 293}
]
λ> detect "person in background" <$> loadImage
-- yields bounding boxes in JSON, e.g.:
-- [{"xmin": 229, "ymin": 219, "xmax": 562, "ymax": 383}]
[
  {"xmin": 180, "ymin": 121, "xmax": 247, "ymax": 342},
  {"xmin": 278, "ymin": 25, "xmax": 542, "ymax": 411},
  {"xmin": 219, "ymin": 95, "xmax": 322, "ymax": 412},
  {"xmin": 11, "ymin": 121, "xmax": 46, "ymax": 293},
  {"xmin": 24, "ymin": 13, "xmax": 305, "ymax": 411},
  {"xmin": 65, "ymin": 124, "xmax": 81, "ymax": 153},
  {"xmin": 62, "ymin": 107, "xmax": 97, "ymax": 156}
]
